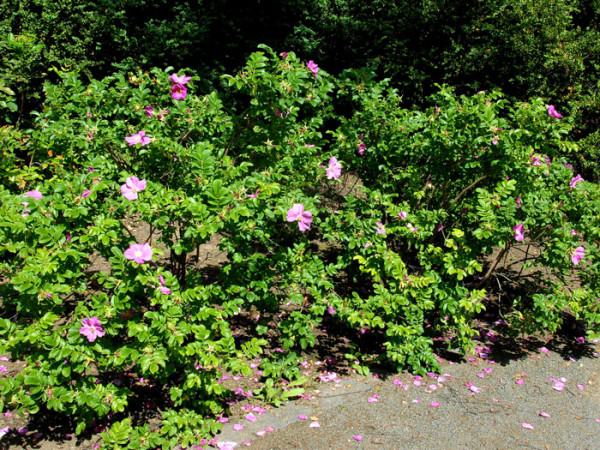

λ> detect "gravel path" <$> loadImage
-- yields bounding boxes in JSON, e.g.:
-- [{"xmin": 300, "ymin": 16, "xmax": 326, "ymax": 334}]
[{"xmin": 216, "ymin": 341, "xmax": 600, "ymax": 449}]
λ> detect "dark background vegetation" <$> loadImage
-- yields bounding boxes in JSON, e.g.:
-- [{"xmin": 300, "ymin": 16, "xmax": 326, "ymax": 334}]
[{"xmin": 2, "ymin": 0, "xmax": 599, "ymax": 177}]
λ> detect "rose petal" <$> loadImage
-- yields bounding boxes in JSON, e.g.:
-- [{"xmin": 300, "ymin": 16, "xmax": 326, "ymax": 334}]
[
  {"xmin": 430, "ymin": 401, "xmax": 440, "ymax": 407},
  {"xmin": 539, "ymin": 412, "xmax": 551, "ymax": 418},
  {"xmin": 309, "ymin": 421, "xmax": 320, "ymax": 428},
  {"xmin": 246, "ymin": 413, "xmax": 257, "ymax": 422},
  {"xmin": 353, "ymin": 435, "xmax": 363, "ymax": 441},
  {"xmin": 233, "ymin": 424, "xmax": 244, "ymax": 431},
  {"xmin": 298, "ymin": 415, "xmax": 307, "ymax": 420},
  {"xmin": 521, "ymin": 422, "xmax": 534, "ymax": 430}
]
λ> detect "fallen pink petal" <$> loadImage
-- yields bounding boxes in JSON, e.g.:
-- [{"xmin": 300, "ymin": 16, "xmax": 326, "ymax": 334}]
[
  {"xmin": 233, "ymin": 424, "xmax": 244, "ymax": 431},
  {"xmin": 430, "ymin": 401, "xmax": 440, "ymax": 407},
  {"xmin": 309, "ymin": 421, "xmax": 320, "ymax": 428},
  {"xmin": 353, "ymin": 435, "xmax": 363, "ymax": 441},
  {"xmin": 245, "ymin": 413, "xmax": 257, "ymax": 422},
  {"xmin": 539, "ymin": 412, "xmax": 551, "ymax": 418},
  {"xmin": 553, "ymin": 381, "xmax": 565, "ymax": 391},
  {"xmin": 521, "ymin": 422, "xmax": 534, "ymax": 430},
  {"xmin": 298, "ymin": 415, "xmax": 307, "ymax": 420}
]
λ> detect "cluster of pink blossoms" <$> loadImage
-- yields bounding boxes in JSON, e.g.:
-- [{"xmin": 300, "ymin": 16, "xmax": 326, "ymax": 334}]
[{"xmin": 170, "ymin": 72, "xmax": 191, "ymax": 100}]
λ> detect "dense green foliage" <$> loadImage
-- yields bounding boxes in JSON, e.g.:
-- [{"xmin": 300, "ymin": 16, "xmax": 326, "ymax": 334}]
[
  {"xmin": 1, "ymin": 0, "xmax": 600, "ymax": 446},
  {"xmin": 1, "ymin": 47, "xmax": 599, "ymax": 447},
  {"xmin": 2, "ymin": 0, "xmax": 599, "ymax": 178}
]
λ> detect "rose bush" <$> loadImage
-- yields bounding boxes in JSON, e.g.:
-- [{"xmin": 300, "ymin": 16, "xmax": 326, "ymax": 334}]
[{"xmin": 1, "ymin": 46, "xmax": 599, "ymax": 447}]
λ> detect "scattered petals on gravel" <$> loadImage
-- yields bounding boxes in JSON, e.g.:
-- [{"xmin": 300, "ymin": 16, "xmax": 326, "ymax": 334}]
[
  {"xmin": 553, "ymin": 381, "xmax": 565, "ymax": 391},
  {"xmin": 309, "ymin": 421, "xmax": 321, "ymax": 428},
  {"xmin": 539, "ymin": 412, "xmax": 551, "ymax": 418},
  {"xmin": 430, "ymin": 401, "xmax": 440, "ymax": 407},
  {"xmin": 298, "ymin": 415, "xmax": 307, "ymax": 420},
  {"xmin": 265, "ymin": 427, "xmax": 275, "ymax": 432},
  {"xmin": 217, "ymin": 441, "xmax": 238, "ymax": 450},
  {"xmin": 521, "ymin": 423, "xmax": 534, "ymax": 430},
  {"xmin": 540, "ymin": 347, "xmax": 549, "ymax": 353},
  {"xmin": 245, "ymin": 413, "xmax": 257, "ymax": 422},
  {"xmin": 256, "ymin": 430, "xmax": 266, "ymax": 437},
  {"xmin": 233, "ymin": 424, "xmax": 244, "ymax": 431},
  {"xmin": 243, "ymin": 441, "xmax": 251, "ymax": 447},
  {"xmin": 516, "ymin": 379, "xmax": 524, "ymax": 385},
  {"xmin": 577, "ymin": 384, "xmax": 585, "ymax": 390},
  {"xmin": 353, "ymin": 435, "xmax": 363, "ymax": 441},
  {"xmin": 367, "ymin": 396, "xmax": 378, "ymax": 403}
]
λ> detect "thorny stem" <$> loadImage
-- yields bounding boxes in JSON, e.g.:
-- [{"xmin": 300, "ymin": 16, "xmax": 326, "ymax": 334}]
[
  {"xmin": 478, "ymin": 241, "xmax": 511, "ymax": 287},
  {"xmin": 449, "ymin": 174, "xmax": 488, "ymax": 209}
]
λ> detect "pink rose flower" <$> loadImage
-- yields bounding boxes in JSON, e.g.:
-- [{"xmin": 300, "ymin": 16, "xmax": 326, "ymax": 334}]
[
  {"xmin": 171, "ymin": 84, "xmax": 187, "ymax": 100},
  {"xmin": 124, "ymin": 242, "xmax": 153, "ymax": 264},
  {"xmin": 570, "ymin": 174, "xmax": 584, "ymax": 188},
  {"xmin": 571, "ymin": 246, "xmax": 584, "ymax": 265},
  {"xmin": 24, "ymin": 190, "xmax": 43, "ymax": 200},
  {"xmin": 513, "ymin": 223, "xmax": 525, "ymax": 242},
  {"xmin": 325, "ymin": 156, "xmax": 342, "ymax": 180},
  {"xmin": 287, "ymin": 203, "xmax": 313, "ymax": 232},
  {"xmin": 121, "ymin": 176, "xmax": 147, "ymax": 201},
  {"xmin": 169, "ymin": 73, "xmax": 191, "ymax": 85},
  {"xmin": 79, "ymin": 317, "xmax": 106, "ymax": 343},
  {"xmin": 306, "ymin": 60, "xmax": 319, "ymax": 78},
  {"xmin": 548, "ymin": 105, "xmax": 563, "ymax": 119},
  {"xmin": 125, "ymin": 130, "xmax": 151, "ymax": 146}
]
